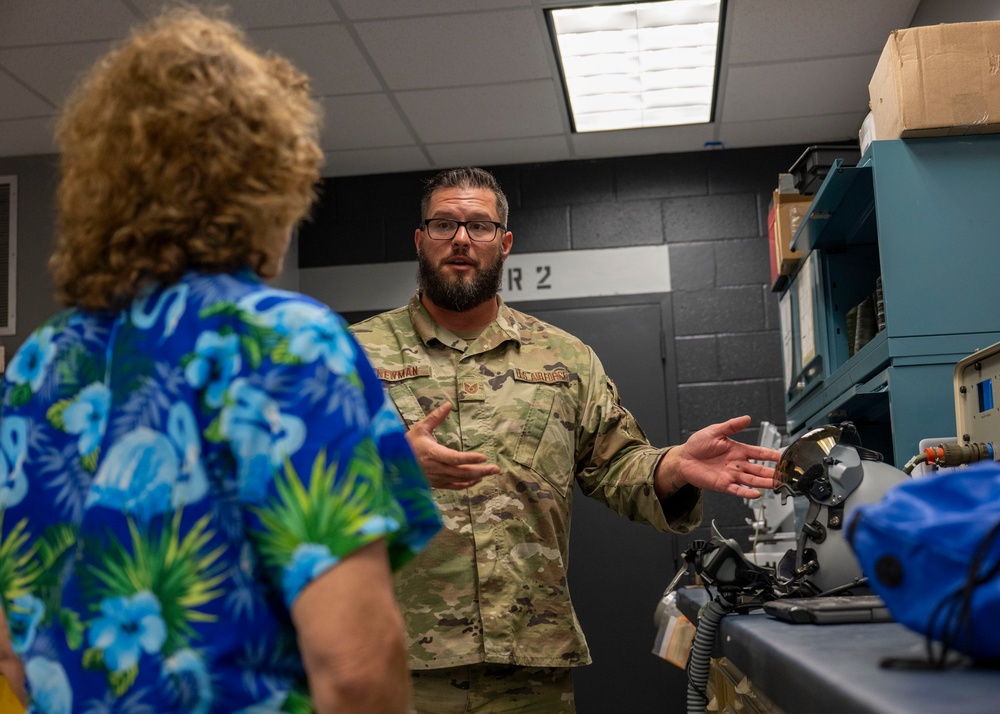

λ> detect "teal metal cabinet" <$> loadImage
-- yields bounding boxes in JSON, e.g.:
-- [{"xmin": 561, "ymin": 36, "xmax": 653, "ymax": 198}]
[{"xmin": 780, "ymin": 137, "xmax": 1000, "ymax": 466}]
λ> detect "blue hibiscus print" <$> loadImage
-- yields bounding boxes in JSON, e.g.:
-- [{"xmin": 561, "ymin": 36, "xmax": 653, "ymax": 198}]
[
  {"xmin": 131, "ymin": 283, "xmax": 189, "ymax": 338},
  {"xmin": 0, "ymin": 271, "xmax": 443, "ymax": 710},
  {"xmin": 184, "ymin": 331, "xmax": 242, "ymax": 408},
  {"xmin": 86, "ymin": 403, "xmax": 208, "ymax": 519},
  {"xmin": 221, "ymin": 379, "xmax": 305, "ymax": 502},
  {"xmin": 6, "ymin": 326, "xmax": 56, "ymax": 391},
  {"xmin": 357, "ymin": 514, "xmax": 402, "ymax": 537},
  {"xmin": 62, "ymin": 382, "xmax": 111, "ymax": 457},
  {"xmin": 88, "ymin": 591, "xmax": 167, "ymax": 673},
  {"xmin": 162, "ymin": 648, "xmax": 212, "ymax": 714},
  {"xmin": 86, "ymin": 428, "xmax": 178, "ymax": 520},
  {"xmin": 238, "ymin": 293, "xmax": 355, "ymax": 373},
  {"xmin": 371, "ymin": 394, "xmax": 404, "ymax": 440},
  {"xmin": 282, "ymin": 543, "xmax": 338, "ymax": 606},
  {"xmin": 286, "ymin": 310, "xmax": 356, "ymax": 375},
  {"xmin": 8, "ymin": 593, "xmax": 45, "ymax": 653},
  {"xmin": 165, "ymin": 402, "xmax": 209, "ymax": 508},
  {"xmin": 233, "ymin": 693, "xmax": 289, "ymax": 713},
  {"xmin": 0, "ymin": 414, "xmax": 29, "ymax": 508},
  {"xmin": 24, "ymin": 656, "xmax": 72, "ymax": 714}
]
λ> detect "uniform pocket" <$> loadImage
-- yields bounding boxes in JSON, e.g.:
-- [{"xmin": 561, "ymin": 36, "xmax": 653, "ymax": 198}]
[
  {"xmin": 386, "ymin": 382, "xmax": 427, "ymax": 428},
  {"xmin": 512, "ymin": 386, "xmax": 575, "ymax": 496},
  {"xmin": 385, "ymin": 381, "xmax": 462, "ymax": 503}
]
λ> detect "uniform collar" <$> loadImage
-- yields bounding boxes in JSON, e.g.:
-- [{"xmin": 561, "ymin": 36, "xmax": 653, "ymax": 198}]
[{"xmin": 408, "ymin": 293, "xmax": 522, "ymax": 351}]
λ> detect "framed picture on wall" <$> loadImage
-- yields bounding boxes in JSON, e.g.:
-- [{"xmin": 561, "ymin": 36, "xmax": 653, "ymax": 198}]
[{"xmin": 0, "ymin": 175, "xmax": 16, "ymax": 337}]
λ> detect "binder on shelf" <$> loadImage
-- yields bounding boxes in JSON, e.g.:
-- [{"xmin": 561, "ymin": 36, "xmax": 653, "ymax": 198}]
[{"xmin": 768, "ymin": 190, "xmax": 812, "ymax": 292}]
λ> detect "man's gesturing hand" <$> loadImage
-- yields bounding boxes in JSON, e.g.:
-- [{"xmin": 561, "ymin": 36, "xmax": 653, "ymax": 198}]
[
  {"xmin": 655, "ymin": 415, "xmax": 780, "ymax": 500},
  {"xmin": 405, "ymin": 403, "xmax": 500, "ymax": 490}
]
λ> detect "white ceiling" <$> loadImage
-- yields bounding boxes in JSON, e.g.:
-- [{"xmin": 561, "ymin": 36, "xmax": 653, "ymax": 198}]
[{"xmin": 0, "ymin": 0, "xmax": 995, "ymax": 177}]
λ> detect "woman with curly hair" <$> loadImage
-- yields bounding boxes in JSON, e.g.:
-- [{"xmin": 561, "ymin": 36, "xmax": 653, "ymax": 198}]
[{"xmin": 0, "ymin": 8, "xmax": 439, "ymax": 714}]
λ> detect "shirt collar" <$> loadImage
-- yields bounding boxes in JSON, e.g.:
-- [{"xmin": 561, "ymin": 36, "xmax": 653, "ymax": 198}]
[{"xmin": 408, "ymin": 293, "xmax": 521, "ymax": 351}]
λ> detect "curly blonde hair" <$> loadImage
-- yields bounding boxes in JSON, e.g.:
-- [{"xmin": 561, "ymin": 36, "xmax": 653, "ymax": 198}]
[{"xmin": 50, "ymin": 7, "xmax": 324, "ymax": 311}]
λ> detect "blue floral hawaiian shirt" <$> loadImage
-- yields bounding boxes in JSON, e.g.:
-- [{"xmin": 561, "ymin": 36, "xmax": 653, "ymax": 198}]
[{"xmin": 0, "ymin": 270, "xmax": 441, "ymax": 713}]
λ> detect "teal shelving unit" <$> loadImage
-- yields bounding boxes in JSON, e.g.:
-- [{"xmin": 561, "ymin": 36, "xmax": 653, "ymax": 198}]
[{"xmin": 779, "ymin": 136, "xmax": 1000, "ymax": 466}]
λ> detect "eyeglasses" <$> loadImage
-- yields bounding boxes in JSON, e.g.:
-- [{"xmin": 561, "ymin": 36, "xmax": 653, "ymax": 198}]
[{"xmin": 420, "ymin": 218, "xmax": 505, "ymax": 243}]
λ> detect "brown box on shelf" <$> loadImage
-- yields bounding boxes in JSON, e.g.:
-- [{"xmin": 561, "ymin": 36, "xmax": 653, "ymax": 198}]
[
  {"xmin": 869, "ymin": 20, "xmax": 1000, "ymax": 139},
  {"xmin": 768, "ymin": 191, "xmax": 812, "ymax": 292}
]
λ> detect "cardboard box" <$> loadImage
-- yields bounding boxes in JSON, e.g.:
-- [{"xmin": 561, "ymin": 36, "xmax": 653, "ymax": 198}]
[
  {"xmin": 869, "ymin": 21, "xmax": 1000, "ymax": 139},
  {"xmin": 768, "ymin": 191, "xmax": 812, "ymax": 292},
  {"xmin": 858, "ymin": 110, "xmax": 876, "ymax": 156}
]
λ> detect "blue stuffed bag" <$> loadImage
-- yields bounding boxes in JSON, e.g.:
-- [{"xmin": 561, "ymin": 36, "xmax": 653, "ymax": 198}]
[{"xmin": 845, "ymin": 460, "xmax": 1000, "ymax": 660}]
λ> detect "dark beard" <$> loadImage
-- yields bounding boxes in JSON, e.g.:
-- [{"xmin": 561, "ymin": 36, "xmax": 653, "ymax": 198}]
[{"xmin": 417, "ymin": 246, "xmax": 505, "ymax": 313}]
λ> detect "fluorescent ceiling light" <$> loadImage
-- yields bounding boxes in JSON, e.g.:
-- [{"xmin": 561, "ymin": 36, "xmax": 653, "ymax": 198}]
[{"xmin": 549, "ymin": 0, "xmax": 723, "ymax": 133}]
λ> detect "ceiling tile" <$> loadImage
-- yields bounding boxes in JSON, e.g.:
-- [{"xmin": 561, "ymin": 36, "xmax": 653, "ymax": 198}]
[
  {"xmin": 0, "ymin": 0, "xmax": 989, "ymax": 173},
  {"xmin": 719, "ymin": 112, "xmax": 864, "ymax": 149},
  {"xmin": 722, "ymin": 55, "xmax": 878, "ymax": 123},
  {"xmin": 912, "ymin": 0, "xmax": 1000, "ymax": 25},
  {"xmin": 726, "ymin": 0, "xmax": 919, "ymax": 63},
  {"xmin": 428, "ymin": 136, "xmax": 571, "ymax": 168},
  {"xmin": 0, "ymin": 72, "xmax": 55, "ymax": 120},
  {"xmin": 0, "ymin": 0, "xmax": 139, "ymax": 46},
  {"xmin": 338, "ymin": 0, "xmax": 531, "ymax": 20},
  {"xmin": 130, "ymin": 0, "xmax": 339, "ymax": 26},
  {"xmin": 355, "ymin": 9, "xmax": 552, "ymax": 90},
  {"xmin": 398, "ymin": 80, "xmax": 565, "ymax": 143},
  {"xmin": 0, "ymin": 117, "xmax": 58, "ymax": 157},
  {"xmin": 0, "ymin": 42, "xmax": 110, "ymax": 106},
  {"xmin": 571, "ymin": 122, "xmax": 718, "ymax": 159},
  {"xmin": 249, "ymin": 25, "xmax": 381, "ymax": 95},
  {"xmin": 319, "ymin": 94, "xmax": 414, "ymax": 150},
  {"xmin": 322, "ymin": 146, "xmax": 432, "ymax": 177}
]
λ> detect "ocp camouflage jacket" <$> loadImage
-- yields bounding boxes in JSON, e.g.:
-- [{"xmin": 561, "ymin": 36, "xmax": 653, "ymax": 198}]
[{"xmin": 351, "ymin": 294, "xmax": 702, "ymax": 669}]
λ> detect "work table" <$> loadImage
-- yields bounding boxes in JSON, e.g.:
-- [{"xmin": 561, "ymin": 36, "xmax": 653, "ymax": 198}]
[{"xmin": 676, "ymin": 587, "xmax": 997, "ymax": 714}]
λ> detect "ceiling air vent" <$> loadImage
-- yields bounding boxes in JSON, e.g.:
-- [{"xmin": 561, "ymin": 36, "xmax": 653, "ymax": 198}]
[{"xmin": 0, "ymin": 176, "xmax": 16, "ymax": 336}]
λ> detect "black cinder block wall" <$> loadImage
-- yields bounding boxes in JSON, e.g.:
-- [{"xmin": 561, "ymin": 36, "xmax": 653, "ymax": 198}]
[{"xmin": 300, "ymin": 143, "xmax": 813, "ymax": 544}]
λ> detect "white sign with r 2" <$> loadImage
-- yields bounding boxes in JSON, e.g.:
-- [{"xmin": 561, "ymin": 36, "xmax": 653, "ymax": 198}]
[{"xmin": 299, "ymin": 244, "xmax": 672, "ymax": 313}]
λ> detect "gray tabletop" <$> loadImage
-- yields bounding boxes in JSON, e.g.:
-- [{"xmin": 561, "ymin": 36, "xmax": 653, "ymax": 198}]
[{"xmin": 677, "ymin": 588, "xmax": 998, "ymax": 714}]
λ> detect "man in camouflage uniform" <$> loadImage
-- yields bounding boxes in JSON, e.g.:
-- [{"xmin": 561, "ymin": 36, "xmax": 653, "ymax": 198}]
[{"xmin": 351, "ymin": 167, "xmax": 779, "ymax": 714}]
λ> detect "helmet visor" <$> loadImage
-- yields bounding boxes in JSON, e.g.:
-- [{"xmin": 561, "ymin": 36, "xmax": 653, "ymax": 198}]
[{"xmin": 775, "ymin": 424, "xmax": 846, "ymax": 497}]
